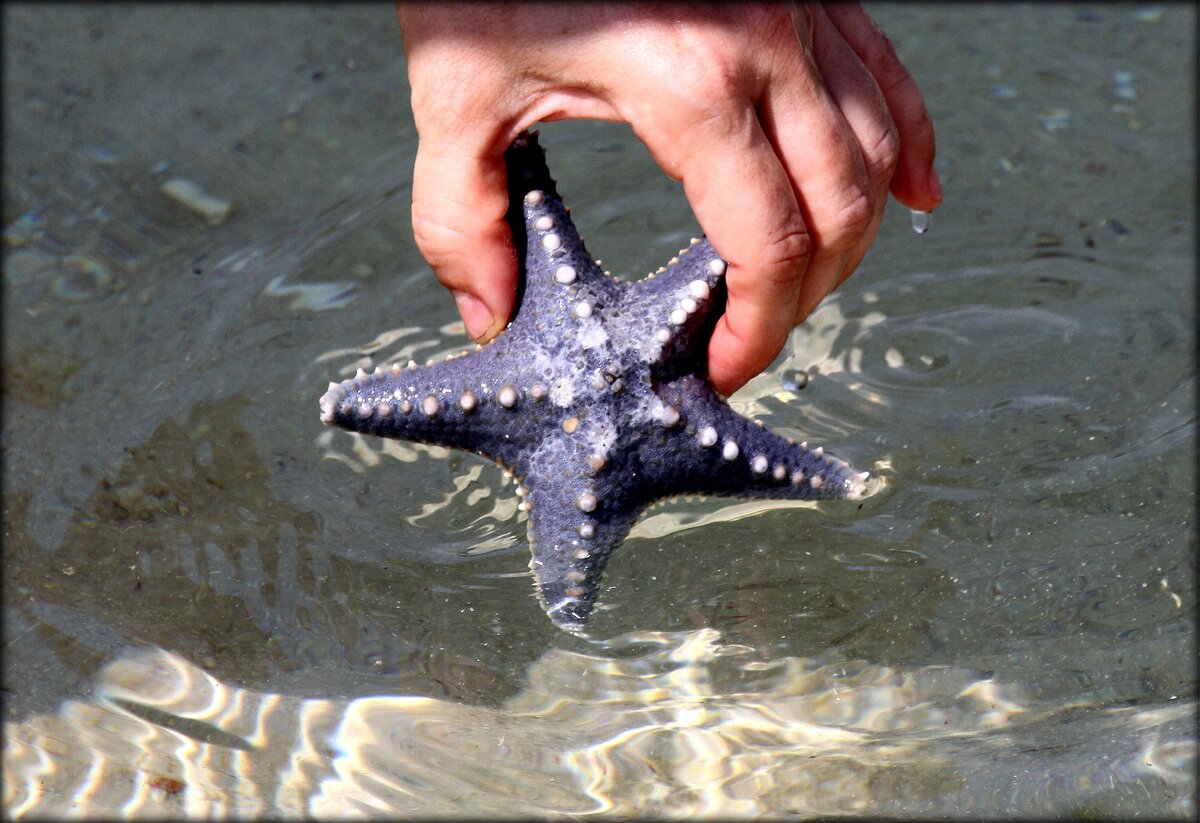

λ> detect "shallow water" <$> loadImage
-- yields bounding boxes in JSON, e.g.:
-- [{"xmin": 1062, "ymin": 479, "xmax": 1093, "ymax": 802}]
[{"xmin": 3, "ymin": 3, "xmax": 1195, "ymax": 818}]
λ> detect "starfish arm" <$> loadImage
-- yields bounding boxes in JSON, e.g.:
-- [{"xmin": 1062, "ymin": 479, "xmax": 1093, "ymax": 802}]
[
  {"xmin": 506, "ymin": 132, "xmax": 624, "ymax": 338},
  {"xmin": 641, "ymin": 374, "xmax": 868, "ymax": 501},
  {"xmin": 318, "ymin": 349, "xmax": 552, "ymax": 465},
  {"xmin": 618, "ymin": 238, "xmax": 730, "ymax": 379},
  {"xmin": 515, "ymin": 428, "xmax": 641, "ymax": 632}
]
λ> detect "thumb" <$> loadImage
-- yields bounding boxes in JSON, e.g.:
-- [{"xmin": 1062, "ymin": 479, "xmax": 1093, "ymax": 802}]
[{"xmin": 410, "ymin": 140, "xmax": 518, "ymax": 341}]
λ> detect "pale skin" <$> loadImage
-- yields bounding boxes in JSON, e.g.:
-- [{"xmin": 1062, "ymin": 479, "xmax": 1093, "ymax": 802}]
[{"xmin": 396, "ymin": 2, "xmax": 941, "ymax": 396}]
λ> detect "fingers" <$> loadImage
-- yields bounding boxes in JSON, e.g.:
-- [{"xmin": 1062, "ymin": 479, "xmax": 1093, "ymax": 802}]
[
  {"xmin": 397, "ymin": 1, "xmax": 940, "ymax": 396},
  {"xmin": 824, "ymin": 3, "xmax": 942, "ymax": 211},
  {"xmin": 755, "ymin": 12, "xmax": 882, "ymax": 331},
  {"xmin": 807, "ymin": 3, "xmax": 898, "ymax": 295},
  {"xmin": 410, "ymin": 139, "xmax": 517, "ymax": 341},
  {"xmin": 624, "ymin": 7, "xmax": 897, "ymax": 395},
  {"xmin": 632, "ymin": 96, "xmax": 813, "ymax": 397}
]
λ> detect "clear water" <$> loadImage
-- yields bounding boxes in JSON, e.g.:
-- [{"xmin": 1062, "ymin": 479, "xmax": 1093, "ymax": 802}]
[{"xmin": 3, "ymin": 3, "xmax": 1195, "ymax": 818}]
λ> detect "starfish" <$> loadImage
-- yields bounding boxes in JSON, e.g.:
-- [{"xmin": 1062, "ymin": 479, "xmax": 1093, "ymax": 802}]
[{"xmin": 319, "ymin": 131, "xmax": 868, "ymax": 631}]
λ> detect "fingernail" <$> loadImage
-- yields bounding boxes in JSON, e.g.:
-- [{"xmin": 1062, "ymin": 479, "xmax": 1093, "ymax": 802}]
[
  {"xmin": 452, "ymin": 290, "xmax": 495, "ymax": 341},
  {"xmin": 927, "ymin": 166, "xmax": 943, "ymax": 203}
]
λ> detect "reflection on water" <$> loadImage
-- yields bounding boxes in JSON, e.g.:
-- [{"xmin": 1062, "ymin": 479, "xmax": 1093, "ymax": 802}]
[
  {"xmin": 4, "ymin": 4, "xmax": 1196, "ymax": 820},
  {"xmin": 6, "ymin": 630, "xmax": 1194, "ymax": 818}
]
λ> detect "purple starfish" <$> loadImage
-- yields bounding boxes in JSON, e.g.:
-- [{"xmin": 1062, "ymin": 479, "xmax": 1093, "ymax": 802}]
[{"xmin": 319, "ymin": 131, "xmax": 867, "ymax": 632}]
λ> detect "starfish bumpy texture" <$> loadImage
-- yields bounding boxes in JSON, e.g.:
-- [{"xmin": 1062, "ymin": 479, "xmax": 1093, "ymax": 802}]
[{"xmin": 319, "ymin": 131, "xmax": 867, "ymax": 631}]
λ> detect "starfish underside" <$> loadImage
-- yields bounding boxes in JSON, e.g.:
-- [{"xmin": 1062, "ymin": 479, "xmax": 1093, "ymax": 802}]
[{"xmin": 319, "ymin": 131, "xmax": 867, "ymax": 631}]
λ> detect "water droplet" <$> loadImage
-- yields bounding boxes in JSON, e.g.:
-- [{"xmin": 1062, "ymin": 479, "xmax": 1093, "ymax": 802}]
[
  {"xmin": 910, "ymin": 209, "xmax": 931, "ymax": 235},
  {"xmin": 781, "ymin": 368, "xmax": 809, "ymax": 391},
  {"xmin": 1038, "ymin": 108, "xmax": 1071, "ymax": 132},
  {"xmin": 1111, "ymin": 70, "xmax": 1137, "ymax": 101}
]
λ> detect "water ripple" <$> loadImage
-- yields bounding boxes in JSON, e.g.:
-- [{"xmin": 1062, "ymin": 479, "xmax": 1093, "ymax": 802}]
[{"xmin": 4, "ymin": 632, "xmax": 1193, "ymax": 818}]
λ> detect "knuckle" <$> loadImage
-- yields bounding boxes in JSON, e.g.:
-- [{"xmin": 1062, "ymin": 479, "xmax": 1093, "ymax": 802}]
[
  {"xmin": 693, "ymin": 99, "xmax": 754, "ymax": 145},
  {"xmin": 410, "ymin": 214, "xmax": 456, "ymax": 266},
  {"xmin": 677, "ymin": 60, "xmax": 744, "ymax": 111},
  {"xmin": 636, "ymin": 57, "xmax": 751, "ymax": 147},
  {"xmin": 825, "ymin": 186, "xmax": 877, "ymax": 249},
  {"xmin": 641, "ymin": 23, "xmax": 748, "ymax": 107},
  {"xmin": 410, "ymin": 204, "xmax": 469, "ymax": 264},
  {"xmin": 759, "ymin": 224, "xmax": 813, "ymax": 278},
  {"xmin": 861, "ymin": 121, "xmax": 901, "ymax": 181}
]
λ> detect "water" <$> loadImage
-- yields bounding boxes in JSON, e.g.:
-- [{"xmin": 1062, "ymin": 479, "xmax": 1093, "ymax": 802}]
[{"xmin": 3, "ymin": 3, "xmax": 1195, "ymax": 818}]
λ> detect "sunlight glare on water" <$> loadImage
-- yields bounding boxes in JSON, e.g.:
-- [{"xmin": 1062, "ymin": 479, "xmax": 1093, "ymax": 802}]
[{"xmin": 5, "ymin": 629, "xmax": 1192, "ymax": 818}]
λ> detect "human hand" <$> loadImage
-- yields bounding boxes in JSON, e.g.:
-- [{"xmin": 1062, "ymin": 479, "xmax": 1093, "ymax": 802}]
[{"xmin": 396, "ymin": 2, "xmax": 941, "ymax": 396}]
